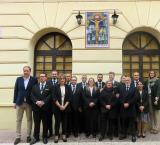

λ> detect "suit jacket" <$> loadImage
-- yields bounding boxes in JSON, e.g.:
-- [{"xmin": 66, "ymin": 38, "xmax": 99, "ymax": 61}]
[
  {"xmin": 119, "ymin": 84, "xmax": 137, "ymax": 118},
  {"xmin": 99, "ymin": 88, "xmax": 118, "ymax": 119},
  {"xmin": 46, "ymin": 79, "xmax": 58, "ymax": 112},
  {"xmin": 135, "ymin": 90, "xmax": 149, "ymax": 113},
  {"xmin": 13, "ymin": 76, "xmax": 38, "ymax": 105},
  {"xmin": 31, "ymin": 83, "xmax": 51, "ymax": 112},
  {"xmin": 53, "ymin": 84, "xmax": 71, "ymax": 112},
  {"xmin": 95, "ymin": 81, "xmax": 105, "ymax": 89},
  {"xmin": 112, "ymin": 80, "xmax": 121, "ymax": 94},
  {"xmin": 82, "ymin": 86, "xmax": 100, "ymax": 109},
  {"xmin": 70, "ymin": 85, "xmax": 83, "ymax": 111}
]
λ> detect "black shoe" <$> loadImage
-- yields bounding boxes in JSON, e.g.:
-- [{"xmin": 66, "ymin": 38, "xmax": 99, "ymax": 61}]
[
  {"xmin": 30, "ymin": 138, "xmax": 40, "ymax": 145},
  {"xmin": 109, "ymin": 136, "xmax": 113, "ymax": 140},
  {"xmin": 66, "ymin": 133, "xmax": 70, "ymax": 138},
  {"xmin": 86, "ymin": 133, "xmax": 90, "ymax": 138},
  {"xmin": 99, "ymin": 136, "xmax": 104, "ymax": 141},
  {"xmin": 114, "ymin": 132, "xmax": 118, "ymax": 137},
  {"xmin": 26, "ymin": 136, "xmax": 31, "ymax": 143},
  {"xmin": 132, "ymin": 136, "xmax": 136, "ymax": 142},
  {"xmin": 48, "ymin": 133, "xmax": 53, "ymax": 138},
  {"xmin": 74, "ymin": 133, "xmax": 78, "ymax": 137},
  {"xmin": 14, "ymin": 138, "xmax": 21, "ymax": 145},
  {"xmin": 93, "ymin": 134, "xmax": 96, "ymax": 138},
  {"xmin": 43, "ymin": 138, "xmax": 48, "ymax": 144},
  {"xmin": 119, "ymin": 135, "xmax": 127, "ymax": 140}
]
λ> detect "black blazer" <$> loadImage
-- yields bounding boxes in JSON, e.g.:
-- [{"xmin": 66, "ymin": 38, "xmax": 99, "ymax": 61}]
[
  {"xmin": 31, "ymin": 83, "xmax": 51, "ymax": 112},
  {"xmin": 95, "ymin": 81, "xmax": 105, "ymax": 89},
  {"xmin": 53, "ymin": 84, "xmax": 71, "ymax": 111},
  {"xmin": 82, "ymin": 87, "xmax": 100, "ymax": 109},
  {"xmin": 119, "ymin": 84, "xmax": 137, "ymax": 118},
  {"xmin": 13, "ymin": 76, "xmax": 38, "ymax": 105},
  {"xmin": 70, "ymin": 85, "xmax": 83, "ymax": 111},
  {"xmin": 46, "ymin": 79, "xmax": 58, "ymax": 112},
  {"xmin": 99, "ymin": 88, "xmax": 118, "ymax": 119},
  {"xmin": 135, "ymin": 90, "xmax": 149, "ymax": 113}
]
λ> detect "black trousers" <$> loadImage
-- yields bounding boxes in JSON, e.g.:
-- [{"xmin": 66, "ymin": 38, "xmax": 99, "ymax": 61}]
[
  {"xmin": 72, "ymin": 110, "xmax": 79, "ymax": 134},
  {"xmin": 47, "ymin": 109, "xmax": 53, "ymax": 135},
  {"xmin": 84, "ymin": 108, "xmax": 97, "ymax": 135},
  {"xmin": 33, "ymin": 110, "xmax": 48, "ymax": 139},
  {"xmin": 120, "ymin": 117, "xmax": 136, "ymax": 137},
  {"xmin": 78, "ymin": 111, "xmax": 86, "ymax": 133},
  {"xmin": 66, "ymin": 109, "xmax": 73, "ymax": 135},
  {"xmin": 100, "ymin": 113, "xmax": 115, "ymax": 137},
  {"xmin": 54, "ymin": 110, "xmax": 68, "ymax": 136}
]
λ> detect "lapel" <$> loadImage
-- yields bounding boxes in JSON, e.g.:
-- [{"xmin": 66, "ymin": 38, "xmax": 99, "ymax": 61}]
[
  {"xmin": 26, "ymin": 77, "xmax": 32, "ymax": 90},
  {"xmin": 20, "ymin": 77, "xmax": 25, "ymax": 90}
]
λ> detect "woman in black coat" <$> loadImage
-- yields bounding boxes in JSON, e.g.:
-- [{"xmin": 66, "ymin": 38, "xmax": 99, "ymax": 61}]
[
  {"xmin": 82, "ymin": 77, "xmax": 100, "ymax": 138},
  {"xmin": 53, "ymin": 74, "xmax": 71, "ymax": 143},
  {"xmin": 99, "ymin": 81, "xmax": 118, "ymax": 141},
  {"xmin": 136, "ymin": 81, "xmax": 150, "ymax": 138}
]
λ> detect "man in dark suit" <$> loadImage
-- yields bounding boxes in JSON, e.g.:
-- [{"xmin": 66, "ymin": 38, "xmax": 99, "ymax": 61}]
[
  {"xmin": 70, "ymin": 76, "xmax": 82, "ymax": 137},
  {"xmin": 131, "ymin": 72, "xmax": 140, "ymax": 88},
  {"xmin": 95, "ymin": 74, "xmax": 105, "ymax": 90},
  {"xmin": 108, "ymin": 71, "xmax": 120, "ymax": 137},
  {"xmin": 46, "ymin": 70, "xmax": 59, "ymax": 138},
  {"xmin": 66, "ymin": 73, "xmax": 71, "ymax": 86},
  {"xmin": 13, "ymin": 66, "xmax": 37, "ymax": 145},
  {"xmin": 95, "ymin": 74, "xmax": 105, "ymax": 134},
  {"xmin": 77, "ymin": 74, "xmax": 88, "ymax": 89},
  {"xmin": 65, "ymin": 73, "xmax": 72, "ymax": 137},
  {"xmin": 77, "ymin": 74, "xmax": 88, "ymax": 133},
  {"xmin": 119, "ymin": 76, "xmax": 137, "ymax": 142},
  {"xmin": 30, "ymin": 73, "xmax": 51, "ymax": 144}
]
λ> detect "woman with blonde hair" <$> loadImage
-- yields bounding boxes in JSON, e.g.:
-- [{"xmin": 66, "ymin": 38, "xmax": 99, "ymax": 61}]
[
  {"xmin": 53, "ymin": 73, "xmax": 71, "ymax": 143},
  {"xmin": 82, "ymin": 77, "xmax": 100, "ymax": 138}
]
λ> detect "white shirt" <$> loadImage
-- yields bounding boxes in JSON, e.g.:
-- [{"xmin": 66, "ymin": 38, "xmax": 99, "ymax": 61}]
[
  {"xmin": 71, "ymin": 84, "xmax": 76, "ymax": 93},
  {"xmin": 24, "ymin": 76, "xmax": 30, "ymax": 90},
  {"xmin": 60, "ymin": 85, "xmax": 65, "ymax": 106},
  {"xmin": 40, "ymin": 82, "xmax": 46, "ymax": 89},
  {"xmin": 89, "ymin": 87, "xmax": 93, "ymax": 96}
]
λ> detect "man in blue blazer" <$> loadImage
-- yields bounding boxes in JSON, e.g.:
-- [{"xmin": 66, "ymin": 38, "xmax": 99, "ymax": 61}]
[{"xmin": 13, "ymin": 66, "xmax": 37, "ymax": 145}]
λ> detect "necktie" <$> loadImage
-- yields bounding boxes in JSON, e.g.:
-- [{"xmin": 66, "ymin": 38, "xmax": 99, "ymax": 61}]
[
  {"xmin": 99, "ymin": 82, "xmax": 102, "ymax": 89},
  {"xmin": 126, "ymin": 86, "xmax": 129, "ymax": 91},
  {"xmin": 41, "ymin": 84, "xmax": 44, "ymax": 94},
  {"xmin": 83, "ymin": 83, "xmax": 85, "ymax": 89},
  {"xmin": 53, "ymin": 79, "xmax": 56, "ymax": 85},
  {"xmin": 72, "ymin": 85, "xmax": 75, "ymax": 94}
]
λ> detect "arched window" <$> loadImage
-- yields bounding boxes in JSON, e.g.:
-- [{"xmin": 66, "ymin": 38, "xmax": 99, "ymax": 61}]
[
  {"xmin": 34, "ymin": 32, "xmax": 72, "ymax": 77},
  {"xmin": 122, "ymin": 31, "xmax": 160, "ymax": 80}
]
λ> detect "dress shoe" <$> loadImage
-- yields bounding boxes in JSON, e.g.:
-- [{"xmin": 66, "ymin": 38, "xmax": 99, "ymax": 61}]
[
  {"xmin": 132, "ymin": 136, "xmax": 136, "ymax": 142},
  {"xmin": 74, "ymin": 133, "xmax": 78, "ymax": 137},
  {"xmin": 26, "ymin": 136, "xmax": 31, "ymax": 143},
  {"xmin": 66, "ymin": 133, "xmax": 70, "ymax": 138},
  {"xmin": 48, "ymin": 133, "xmax": 53, "ymax": 138},
  {"xmin": 119, "ymin": 135, "xmax": 127, "ymax": 140},
  {"xmin": 30, "ymin": 138, "xmax": 40, "ymax": 145},
  {"xmin": 99, "ymin": 135, "xmax": 104, "ymax": 141},
  {"xmin": 43, "ymin": 138, "xmax": 48, "ymax": 144},
  {"xmin": 14, "ymin": 138, "xmax": 21, "ymax": 145},
  {"xmin": 109, "ymin": 136, "xmax": 113, "ymax": 140},
  {"xmin": 62, "ymin": 135, "xmax": 67, "ymax": 142},
  {"xmin": 85, "ymin": 133, "xmax": 90, "ymax": 138},
  {"xmin": 92, "ymin": 134, "xmax": 96, "ymax": 138},
  {"xmin": 54, "ymin": 136, "xmax": 59, "ymax": 143}
]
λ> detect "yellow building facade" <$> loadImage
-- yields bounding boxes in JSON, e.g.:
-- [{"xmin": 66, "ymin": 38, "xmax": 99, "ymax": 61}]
[{"xmin": 0, "ymin": 0, "xmax": 160, "ymax": 129}]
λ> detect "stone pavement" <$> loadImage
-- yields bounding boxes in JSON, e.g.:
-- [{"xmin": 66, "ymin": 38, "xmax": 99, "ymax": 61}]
[{"xmin": 0, "ymin": 130, "xmax": 160, "ymax": 145}]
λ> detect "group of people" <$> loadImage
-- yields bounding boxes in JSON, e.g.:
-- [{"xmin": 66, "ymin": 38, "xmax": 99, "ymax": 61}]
[{"xmin": 13, "ymin": 66, "xmax": 160, "ymax": 145}]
